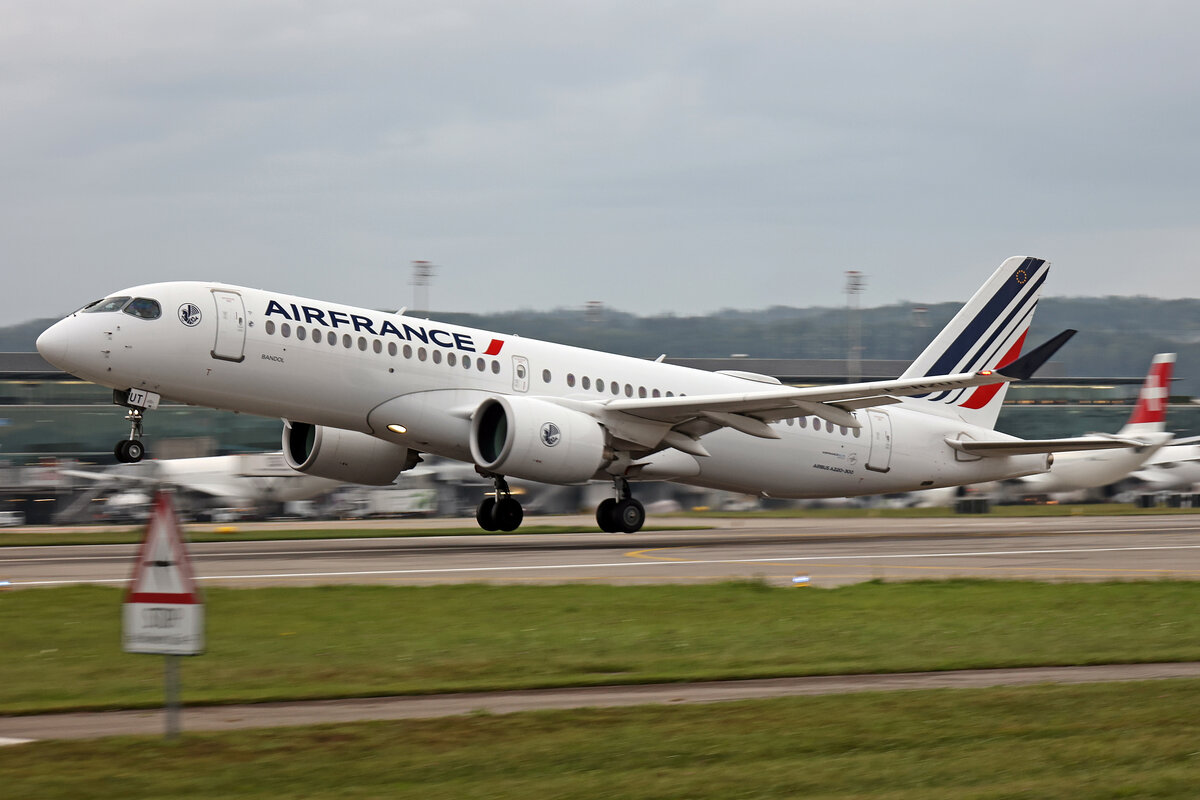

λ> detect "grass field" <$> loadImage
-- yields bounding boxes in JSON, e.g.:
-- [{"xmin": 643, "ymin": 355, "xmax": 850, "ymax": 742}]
[
  {"xmin": 5, "ymin": 581, "xmax": 1200, "ymax": 714},
  {"xmin": 4, "ymin": 680, "xmax": 1200, "ymax": 798}
]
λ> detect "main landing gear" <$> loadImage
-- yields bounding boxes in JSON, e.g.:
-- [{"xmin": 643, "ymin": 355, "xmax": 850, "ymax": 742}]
[
  {"xmin": 476, "ymin": 475, "xmax": 524, "ymax": 532},
  {"xmin": 114, "ymin": 407, "xmax": 146, "ymax": 463},
  {"xmin": 596, "ymin": 478, "xmax": 645, "ymax": 534}
]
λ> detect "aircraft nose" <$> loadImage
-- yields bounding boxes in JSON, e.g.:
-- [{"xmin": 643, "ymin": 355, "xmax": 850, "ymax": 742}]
[{"xmin": 36, "ymin": 320, "xmax": 70, "ymax": 368}]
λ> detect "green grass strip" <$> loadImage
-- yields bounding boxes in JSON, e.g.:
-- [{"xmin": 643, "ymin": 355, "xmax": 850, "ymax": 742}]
[
  {"xmin": 4, "ymin": 581, "xmax": 1200, "ymax": 714},
  {"xmin": 4, "ymin": 680, "xmax": 1200, "ymax": 798}
]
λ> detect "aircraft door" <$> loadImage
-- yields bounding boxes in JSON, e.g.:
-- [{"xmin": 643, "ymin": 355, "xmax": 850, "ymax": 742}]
[
  {"xmin": 512, "ymin": 356, "xmax": 530, "ymax": 393},
  {"xmin": 211, "ymin": 290, "xmax": 247, "ymax": 363},
  {"xmin": 865, "ymin": 409, "xmax": 893, "ymax": 473}
]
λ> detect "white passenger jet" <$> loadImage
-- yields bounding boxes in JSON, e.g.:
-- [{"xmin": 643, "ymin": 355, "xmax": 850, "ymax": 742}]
[
  {"xmin": 1010, "ymin": 353, "xmax": 1176, "ymax": 495},
  {"xmin": 35, "ymin": 256, "xmax": 1131, "ymax": 533}
]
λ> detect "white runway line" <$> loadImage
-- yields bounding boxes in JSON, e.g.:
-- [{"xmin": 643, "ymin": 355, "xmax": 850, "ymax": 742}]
[{"xmin": 12, "ymin": 542, "xmax": 1200, "ymax": 586}]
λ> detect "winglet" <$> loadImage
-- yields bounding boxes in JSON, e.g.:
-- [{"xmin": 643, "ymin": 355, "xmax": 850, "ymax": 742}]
[{"xmin": 994, "ymin": 329, "xmax": 1076, "ymax": 381}]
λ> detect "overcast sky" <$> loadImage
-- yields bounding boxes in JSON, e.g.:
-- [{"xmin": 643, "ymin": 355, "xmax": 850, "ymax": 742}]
[{"xmin": 3, "ymin": 1, "xmax": 1198, "ymax": 323}]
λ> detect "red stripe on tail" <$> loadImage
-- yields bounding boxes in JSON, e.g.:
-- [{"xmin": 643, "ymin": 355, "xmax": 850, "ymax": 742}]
[{"xmin": 959, "ymin": 331, "xmax": 1028, "ymax": 410}]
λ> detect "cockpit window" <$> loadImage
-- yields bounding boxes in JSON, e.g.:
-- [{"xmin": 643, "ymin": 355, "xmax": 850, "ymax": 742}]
[
  {"xmin": 78, "ymin": 299, "xmax": 108, "ymax": 312},
  {"xmin": 123, "ymin": 297, "xmax": 162, "ymax": 320},
  {"xmin": 82, "ymin": 296, "xmax": 132, "ymax": 313}
]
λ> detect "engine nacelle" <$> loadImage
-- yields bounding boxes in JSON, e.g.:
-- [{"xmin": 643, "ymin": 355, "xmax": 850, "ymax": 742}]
[
  {"xmin": 283, "ymin": 421, "xmax": 418, "ymax": 485},
  {"xmin": 470, "ymin": 396, "xmax": 609, "ymax": 484}
]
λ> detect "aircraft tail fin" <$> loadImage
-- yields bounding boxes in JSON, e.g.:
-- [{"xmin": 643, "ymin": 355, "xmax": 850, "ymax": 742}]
[
  {"xmin": 1118, "ymin": 353, "xmax": 1175, "ymax": 436},
  {"xmin": 898, "ymin": 256, "xmax": 1049, "ymax": 430}
]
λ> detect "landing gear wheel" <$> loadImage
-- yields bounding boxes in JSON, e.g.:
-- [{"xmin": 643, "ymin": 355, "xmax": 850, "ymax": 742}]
[
  {"xmin": 114, "ymin": 439, "xmax": 145, "ymax": 464},
  {"xmin": 613, "ymin": 498, "xmax": 645, "ymax": 533},
  {"xmin": 493, "ymin": 497, "xmax": 524, "ymax": 532},
  {"xmin": 476, "ymin": 497, "xmax": 499, "ymax": 531},
  {"xmin": 596, "ymin": 498, "xmax": 619, "ymax": 533},
  {"xmin": 476, "ymin": 476, "xmax": 524, "ymax": 532}
]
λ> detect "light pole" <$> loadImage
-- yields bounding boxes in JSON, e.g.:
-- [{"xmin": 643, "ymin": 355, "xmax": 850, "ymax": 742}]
[
  {"xmin": 411, "ymin": 260, "xmax": 436, "ymax": 313},
  {"xmin": 845, "ymin": 270, "xmax": 865, "ymax": 383}
]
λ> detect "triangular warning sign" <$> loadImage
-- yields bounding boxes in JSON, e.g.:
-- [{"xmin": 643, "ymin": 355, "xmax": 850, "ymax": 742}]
[{"xmin": 126, "ymin": 491, "xmax": 200, "ymax": 605}]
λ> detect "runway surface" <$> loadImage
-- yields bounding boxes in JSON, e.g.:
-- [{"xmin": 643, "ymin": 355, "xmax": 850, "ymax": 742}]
[{"xmin": 6, "ymin": 514, "xmax": 1200, "ymax": 588}]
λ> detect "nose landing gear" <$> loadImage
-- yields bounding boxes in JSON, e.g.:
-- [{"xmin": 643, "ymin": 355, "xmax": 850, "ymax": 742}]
[
  {"xmin": 476, "ymin": 475, "xmax": 524, "ymax": 532},
  {"xmin": 114, "ymin": 407, "xmax": 146, "ymax": 463},
  {"xmin": 597, "ymin": 478, "xmax": 645, "ymax": 533},
  {"xmin": 112, "ymin": 388, "xmax": 159, "ymax": 464}
]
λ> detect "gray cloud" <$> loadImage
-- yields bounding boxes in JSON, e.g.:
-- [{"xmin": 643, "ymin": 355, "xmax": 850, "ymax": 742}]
[{"xmin": 2, "ymin": 0, "xmax": 1198, "ymax": 322}]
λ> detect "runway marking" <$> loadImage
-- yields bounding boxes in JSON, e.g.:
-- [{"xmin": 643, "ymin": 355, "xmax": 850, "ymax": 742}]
[
  {"xmin": 624, "ymin": 543, "xmax": 1200, "ymax": 563},
  {"xmin": 11, "ymin": 542, "xmax": 1200, "ymax": 586},
  {"xmin": 0, "ymin": 737, "xmax": 34, "ymax": 747}
]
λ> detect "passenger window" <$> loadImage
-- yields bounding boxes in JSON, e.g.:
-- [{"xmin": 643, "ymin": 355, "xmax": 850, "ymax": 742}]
[
  {"xmin": 84, "ymin": 296, "xmax": 131, "ymax": 313},
  {"xmin": 476, "ymin": 357, "xmax": 485, "ymax": 371},
  {"xmin": 328, "ymin": 331, "xmax": 337, "ymax": 345},
  {"xmin": 418, "ymin": 348, "xmax": 427, "ymax": 362},
  {"xmin": 388, "ymin": 342, "xmax": 397, "ymax": 356},
  {"xmin": 296, "ymin": 327, "xmax": 306, "ymax": 341},
  {"xmin": 491, "ymin": 360, "xmax": 500, "ymax": 374},
  {"xmin": 358, "ymin": 337, "xmax": 367, "ymax": 351},
  {"xmin": 638, "ymin": 386, "xmax": 647, "ymax": 398},
  {"xmin": 581, "ymin": 376, "xmax": 590, "ymax": 390},
  {"xmin": 281, "ymin": 323, "xmax": 291, "ymax": 338},
  {"xmin": 123, "ymin": 298, "xmax": 162, "ymax": 320},
  {"xmin": 543, "ymin": 369, "xmax": 552, "ymax": 383},
  {"xmin": 373, "ymin": 339, "xmax": 382, "ymax": 354},
  {"xmin": 652, "ymin": 389, "xmax": 661, "ymax": 398},
  {"xmin": 432, "ymin": 350, "xmax": 442, "ymax": 364},
  {"xmin": 342, "ymin": 334, "xmax": 352, "ymax": 348},
  {"xmin": 799, "ymin": 417, "xmax": 807, "ymax": 429},
  {"xmin": 568, "ymin": 374, "xmax": 577, "ymax": 388},
  {"xmin": 403, "ymin": 344, "xmax": 413, "ymax": 359},
  {"xmin": 265, "ymin": 320, "xmax": 276, "ymax": 335},
  {"xmin": 447, "ymin": 352, "xmax": 456, "ymax": 366}
]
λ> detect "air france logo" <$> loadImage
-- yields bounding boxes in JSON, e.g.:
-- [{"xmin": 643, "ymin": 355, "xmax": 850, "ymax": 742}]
[
  {"xmin": 264, "ymin": 299, "xmax": 504, "ymax": 355},
  {"xmin": 178, "ymin": 303, "xmax": 202, "ymax": 327},
  {"xmin": 540, "ymin": 422, "xmax": 562, "ymax": 448}
]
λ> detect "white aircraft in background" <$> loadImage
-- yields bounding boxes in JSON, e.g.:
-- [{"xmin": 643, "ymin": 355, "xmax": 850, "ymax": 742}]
[
  {"xmin": 36, "ymin": 256, "xmax": 1138, "ymax": 533},
  {"xmin": 61, "ymin": 451, "xmax": 342, "ymax": 507},
  {"xmin": 1009, "ymin": 353, "xmax": 1176, "ymax": 495},
  {"xmin": 1129, "ymin": 438, "xmax": 1200, "ymax": 492}
]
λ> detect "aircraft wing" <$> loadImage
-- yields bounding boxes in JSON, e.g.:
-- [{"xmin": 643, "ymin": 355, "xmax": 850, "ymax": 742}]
[
  {"xmin": 600, "ymin": 331, "xmax": 1076, "ymax": 445},
  {"xmin": 60, "ymin": 468, "xmax": 235, "ymax": 499},
  {"xmin": 59, "ymin": 469, "xmax": 161, "ymax": 487}
]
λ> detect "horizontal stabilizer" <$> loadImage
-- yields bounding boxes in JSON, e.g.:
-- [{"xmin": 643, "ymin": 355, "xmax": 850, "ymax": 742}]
[
  {"xmin": 994, "ymin": 329, "xmax": 1076, "ymax": 381},
  {"xmin": 945, "ymin": 436, "xmax": 1145, "ymax": 458}
]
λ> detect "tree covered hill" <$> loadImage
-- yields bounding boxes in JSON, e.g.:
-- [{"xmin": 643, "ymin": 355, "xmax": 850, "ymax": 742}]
[{"xmin": 6, "ymin": 297, "xmax": 1199, "ymax": 394}]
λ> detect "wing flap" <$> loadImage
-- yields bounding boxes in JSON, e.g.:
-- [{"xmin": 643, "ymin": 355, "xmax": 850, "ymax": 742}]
[{"xmin": 945, "ymin": 436, "xmax": 1145, "ymax": 457}]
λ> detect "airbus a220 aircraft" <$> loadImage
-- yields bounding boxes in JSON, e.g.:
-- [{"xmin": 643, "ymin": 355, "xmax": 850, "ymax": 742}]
[{"xmin": 36, "ymin": 256, "xmax": 1129, "ymax": 533}]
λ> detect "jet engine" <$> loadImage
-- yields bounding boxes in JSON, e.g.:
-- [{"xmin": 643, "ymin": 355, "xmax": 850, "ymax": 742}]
[
  {"xmin": 283, "ymin": 421, "xmax": 419, "ymax": 485},
  {"xmin": 470, "ymin": 396, "xmax": 610, "ymax": 484}
]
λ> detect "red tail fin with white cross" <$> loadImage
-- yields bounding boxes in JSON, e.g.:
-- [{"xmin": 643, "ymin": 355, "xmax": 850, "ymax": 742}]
[{"xmin": 1120, "ymin": 353, "xmax": 1175, "ymax": 435}]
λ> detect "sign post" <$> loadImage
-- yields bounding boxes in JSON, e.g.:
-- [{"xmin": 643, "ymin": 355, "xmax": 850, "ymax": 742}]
[{"xmin": 123, "ymin": 490, "xmax": 204, "ymax": 740}]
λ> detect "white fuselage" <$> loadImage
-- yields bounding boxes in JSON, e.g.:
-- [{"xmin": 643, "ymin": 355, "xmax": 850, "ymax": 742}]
[{"xmin": 37, "ymin": 281, "xmax": 1052, "ymax": 497}]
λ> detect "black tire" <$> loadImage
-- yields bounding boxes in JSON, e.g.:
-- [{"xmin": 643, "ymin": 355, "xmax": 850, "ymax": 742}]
[
  {"xmin": 596, "ymin": 498, "xmax": 618, "ymax": 533},
  {"xmin": 124, "ymin": 439, "xmax": 145, "ymax": 463},
  {"xmin": 614, "ymin": 498, "xmax": 645, "ymax": 533},
  {"xmin": 114, "ymin": 441, "xmax": 129, "ymax": 463},
  {"xmin": 476, "ymin": 497, "xmax": 499, "ymax": 531},
  {"xmin": 493, "ymin": 497, "xmax": 524, "ymax": 532}
]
